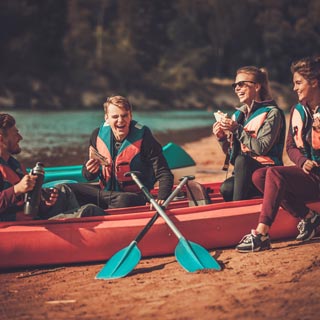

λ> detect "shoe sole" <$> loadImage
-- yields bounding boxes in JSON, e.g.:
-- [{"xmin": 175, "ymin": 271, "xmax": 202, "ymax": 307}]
[
  {"xmin": 296, "ymin": 229, "xmax": 316, "ymax": 242},
  {"xmin": 236, "ymin": 246, "xmax": 271, "ymax": 253},
  {"xmin": 296, "ymin": 217, "xmax": 320, "ymax": 242}
]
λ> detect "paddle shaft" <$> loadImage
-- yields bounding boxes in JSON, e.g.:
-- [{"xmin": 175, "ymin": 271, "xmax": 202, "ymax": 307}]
[
  {"xmin": 97, "ymin": 172, "xmax": 221, "ymax": 277},
  {"xmin": 135, "ymin": 176, "xmax": 191, "ymax": 243},
  {"xmin": 130, "ymin": 172, "xmax": 186, "ymax": 241}
]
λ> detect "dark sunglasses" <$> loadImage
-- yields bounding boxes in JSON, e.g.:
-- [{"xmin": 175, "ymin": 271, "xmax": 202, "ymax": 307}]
[{"xmin": 231, "ymin": 81, "xmax": 256, "ymax": 90}]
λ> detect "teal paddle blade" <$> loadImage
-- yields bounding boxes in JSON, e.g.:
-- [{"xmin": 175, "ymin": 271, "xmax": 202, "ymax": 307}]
[
  {"xmin": 96, "ymin": 241, "xmax": 141, "ymax": 280},
  {"xmin": 175, "ymin": 238, "xmax": 221, "ymax": 272}
]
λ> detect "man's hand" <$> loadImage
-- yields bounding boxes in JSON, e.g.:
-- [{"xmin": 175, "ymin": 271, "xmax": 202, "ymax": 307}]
[
  {"xmin": 86, "ymin": 158, "xmax": 100, "ymax": 173},
  {"xmin": 147, "ymin": 199, "xmax": 165, "ymax": 210},
  {"xmin": 302, "ymin": 159, "xmax": 318, "ymax": 174},
  {"xmin": 13, "ymin": 174, "xmax": 36, "ymax": 196},
  {"xmin": 42, "ymin": 188, "xmax": 59, "ymax": 207}
]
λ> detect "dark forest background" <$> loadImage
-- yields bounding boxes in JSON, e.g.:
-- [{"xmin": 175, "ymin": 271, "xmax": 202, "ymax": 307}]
[{"xmin": 0, "ymin": 0, "xmax": 319, "ymax": 110}]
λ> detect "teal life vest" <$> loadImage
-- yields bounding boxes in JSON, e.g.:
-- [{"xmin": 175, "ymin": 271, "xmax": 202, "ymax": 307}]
[
  {"xmin": 230, "ymin": 104, "xmax": 285, "ymax": 166},
  {"xmin": 96, "ymin": 120, "xmax": 155, "ymax": 192}
]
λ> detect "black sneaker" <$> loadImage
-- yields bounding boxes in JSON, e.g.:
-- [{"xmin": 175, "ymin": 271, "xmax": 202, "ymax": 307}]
[
  {"xmin": 296, "ymin": 211, "xmax": 320, "ymax": 241},
  {"xmin": 236, "ymin": 230, "xmax": 271, "ymax": 253}
]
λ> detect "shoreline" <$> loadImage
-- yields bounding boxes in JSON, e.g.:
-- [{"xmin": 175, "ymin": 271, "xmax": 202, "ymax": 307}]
[{"xmin": 17, "ymin": 126, "xmax": 214, "ymax": 169}]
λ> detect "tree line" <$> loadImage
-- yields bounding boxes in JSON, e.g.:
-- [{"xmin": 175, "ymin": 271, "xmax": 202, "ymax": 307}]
[{"xmin": 0, "ymin": 0, "xmax": 319, "ymax": 110}]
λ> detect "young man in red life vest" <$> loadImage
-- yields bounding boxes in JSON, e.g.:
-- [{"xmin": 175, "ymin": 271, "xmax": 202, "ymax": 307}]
[
  {"xmin": 0, "ymin": 113, "xmax": 104, "ymax": 221},
  {"xmin": 67, "ymin": 95, "xmax": 174, "ymax": 209}
]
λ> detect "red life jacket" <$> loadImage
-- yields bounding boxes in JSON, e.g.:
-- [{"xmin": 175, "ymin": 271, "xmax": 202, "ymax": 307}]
[
  {"xmin": 290, "ymin": 103, "xmax": 320, "ymax": 161},
  {"xmin": 236, "ymin": 106, "xmax": 279, "ymax": 165},
  {"xmin": 96, "ymin": 121, "xmax": 155, "ymax": 192},
  {"xmin": 0, "ymin": 158, "xmax": 33, "ymax": 220}
]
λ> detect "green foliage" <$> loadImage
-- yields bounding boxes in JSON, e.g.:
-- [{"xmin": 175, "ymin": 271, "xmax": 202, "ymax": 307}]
[{"xmin": 0, "ymin": 0, "xmax": 319, "ymax": 109}]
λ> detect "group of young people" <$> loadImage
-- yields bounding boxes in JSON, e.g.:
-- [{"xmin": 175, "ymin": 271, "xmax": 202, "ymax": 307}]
[
  {"xmin": 213, "ymin": 55, "xmax": 320, "ymax": 252},
  {"xmin": 1, "ymin": 55, "xmax": 320, "ymax": 254},
  {"xmin": 0, "ymin": 96, "xmax": 174, "ymax": 221}
]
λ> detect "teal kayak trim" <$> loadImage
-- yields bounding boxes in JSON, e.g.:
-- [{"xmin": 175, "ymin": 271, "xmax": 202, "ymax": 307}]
[
  {"xmin": 44, "ymin": 165, "xmax": 82, "ymax": 172},
  {"xmin": 162, "ymin": 142, "xmax": 195, "ymax": 169}
]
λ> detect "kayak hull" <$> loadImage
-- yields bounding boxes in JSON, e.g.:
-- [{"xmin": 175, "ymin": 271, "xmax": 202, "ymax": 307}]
[{"xmin": 0, "ymin": 198, "xmax": 300, "ymax": 270}]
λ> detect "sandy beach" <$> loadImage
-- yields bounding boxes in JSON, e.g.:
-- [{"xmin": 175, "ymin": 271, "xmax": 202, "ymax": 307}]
[{"xmin": 1, "ymin": 122, "xmax": 320, "ymax": 320}]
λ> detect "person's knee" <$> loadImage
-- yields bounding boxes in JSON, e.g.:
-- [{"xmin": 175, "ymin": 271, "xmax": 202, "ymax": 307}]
[
  {"xmin": 220, "ymin": 182, "xmax": 233, "ymax": 202},
  {"xmin": 253, "ymin": 166, "xmax": 283, "ymax": 193},
  {"xmin": 55, "ymin": 183, "xmax": 69, "ymax": 193},
  {"xmin": 267, "ymin": 166, "xmax": 280, "ymax": 178},
  {"xmin": 112, "ymin": 193, "xmax": 145, "ymax": 208},
  {"xmin": 234, "ymin": 154, "xmax": 248, "ymax": 170},
  {"xmin": 266, "ymin": 167, "xmax": 282, "ymax": 183},
  {"xmin": 252, "ymin": 167, "xmax": 267, "ymax": 190},
  {"xmin": 80, "ymin": 204, "xmax": 106, "ymax": 217}
]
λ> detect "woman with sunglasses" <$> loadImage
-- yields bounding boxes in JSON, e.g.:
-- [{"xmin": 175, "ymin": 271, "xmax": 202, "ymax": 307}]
[
  {"xmin": 213, "ymin": 66, "xmax": 286, "ymax": 202},
  {"xmin": 236, "ymin": 56, "xmax": 320, "ymax": 253}
]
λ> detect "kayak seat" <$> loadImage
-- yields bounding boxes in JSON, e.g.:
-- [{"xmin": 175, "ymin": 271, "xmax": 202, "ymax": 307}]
[{"xmin": 186, "ymin": 180, "xmax": 211, "ymax": 207}]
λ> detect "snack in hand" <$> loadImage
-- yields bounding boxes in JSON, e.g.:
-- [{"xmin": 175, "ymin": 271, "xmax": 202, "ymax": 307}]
[
  {"xmin": 213, "ymin": 110, "xmax": 228, "ymax": 122},
  {"xmin": 89, "ymin": 146, "xmax": 110, "ymax": 166},
  {"xmin": 312, "ymin": 113, "xmax": 320, "ymax": 132}
]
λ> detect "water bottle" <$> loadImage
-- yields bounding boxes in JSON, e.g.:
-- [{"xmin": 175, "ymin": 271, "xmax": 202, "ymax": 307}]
[{"xmin": 24, "ymin": 162, "xmax": 45, "ymax": 215}]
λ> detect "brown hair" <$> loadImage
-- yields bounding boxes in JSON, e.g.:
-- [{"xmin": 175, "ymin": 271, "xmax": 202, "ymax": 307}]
[
  {"xmin": 103, "ymin": 95, "xmax": 132, "ymax": 114},
  {"xmin": 290, "ymin": 56, "xmax": 320, "ymax": 85},
  {"xmin": 236, "ymin": 66, "xmax": 272, "ymax": 101},
  {"xmin": 0, "ymin": 113, "xmax": 16, "ymax": 136}
]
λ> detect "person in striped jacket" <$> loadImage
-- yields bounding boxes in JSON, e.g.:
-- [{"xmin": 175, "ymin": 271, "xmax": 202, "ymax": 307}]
[
  {"xmin": 237, "ymin": 56, "xmax": 320, "ymax": 252},
  {"xmin": 213, "ymin": 66, "xmax": 286, "ymax": 202}
]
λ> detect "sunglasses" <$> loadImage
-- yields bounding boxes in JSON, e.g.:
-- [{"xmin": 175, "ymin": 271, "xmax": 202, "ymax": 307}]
[{"xmin": 231, "ymin": 81, "xmax": 256, "ymax": 90}]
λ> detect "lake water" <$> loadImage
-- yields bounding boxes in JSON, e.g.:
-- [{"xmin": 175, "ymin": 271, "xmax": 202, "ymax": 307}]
[{"xmin": 6, "ymin": 109, "xmax": 214, "ymax": 151}]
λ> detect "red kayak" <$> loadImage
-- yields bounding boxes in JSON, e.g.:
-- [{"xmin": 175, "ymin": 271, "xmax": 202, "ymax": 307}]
[{"xmin": 0, "ymin": 181, "xmax": 312, "ymax": 270}]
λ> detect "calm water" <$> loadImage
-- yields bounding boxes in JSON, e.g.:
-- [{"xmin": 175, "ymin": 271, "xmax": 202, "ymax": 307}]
[{"xmin": 7, "ymin": 109, "xmax": 214, "ymax": 151}]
